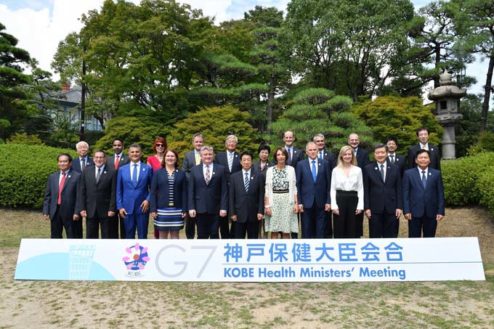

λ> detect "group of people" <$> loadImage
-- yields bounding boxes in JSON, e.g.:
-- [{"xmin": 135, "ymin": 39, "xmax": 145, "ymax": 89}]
[{"xmin": 42, "ymin": 127, "xmax": 445, "ymax": 240}]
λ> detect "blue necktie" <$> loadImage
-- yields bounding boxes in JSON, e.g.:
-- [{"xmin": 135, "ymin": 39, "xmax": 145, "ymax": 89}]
[
  {"xmin": 421, "ymin": 170, "xmax": 427, "ymax": 188},
  {"xmin": 311, "ymin": 160, "xmax": 317, "ymax": 182},
  {"xmin": 132, "ymin": 164, "xmax": 138, "ymax": 184}
]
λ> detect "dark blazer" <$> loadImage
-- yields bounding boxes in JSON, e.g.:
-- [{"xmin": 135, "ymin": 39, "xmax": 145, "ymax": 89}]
[
  {"xmin": 78, "ymin": 165, "xmax": 116, "ymax": 218},
  {"xmin": 407, "ymin": 144, "xmax": 441, "ymax": 170},
  {"xmin": 182, "ymin": 150, "xmax": 201, "ymax": 176},
  {"xmin": 215, "ymin": 151, "xmax": 241, "ymax": 182},
  {"xmin": 363, "ymin": 162, "xmax": 402, "ymax": 214},
  {"xmin": 354, "ymin": 148, "xmax": 370, "ymax": 168},
  {"xmin": 72, "ymin": 156, "xmax": 94, "ymax": 173},
  {"xmin": 296, "ymin": 158, "xmax": 331, "ymax": 208},
  {"xmin": 318, "ymin": 149, "xmax": 336, "ymax": 171},
  {"xmin": 43, "ymin": 169, "xmax": 81, "ymax": 219},
  {"xmin": 285, "ymin": 146, "xmax": 304, "ymax": 168},
  {"xmin": 188, "ymin": 163, "xmax": 228, "ymax": 214},
  {"xmin": 150, "ymin": 168, "xmax": 187, "ymax": 212},
  {"xmin": 106, "ymin": 153, "xmax": 130, "ymax": 171},
  {"xmin": 253, "ymin": 160, "xmax": 272, "ymax": 177},
  {"xmin": 229, "ymin": 170, "xmax": 264, "ymax": 223},
  {"xmin": 116, "ymin": 162, "xmax": 153, "ymax": 215},
  {"xmin": 403, "ymin": 167, "xmax": 445, "ymax": 218},
  {"xmin": 387, "ymin": 154, "xmax": 406, "ymax": 176}
]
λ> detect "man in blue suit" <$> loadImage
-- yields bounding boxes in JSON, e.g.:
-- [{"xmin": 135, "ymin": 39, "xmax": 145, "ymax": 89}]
[
  {"xmin": 188, "ymin": 146, "xmax": 228, "ymax": 239},
  {"xmin": 363, "ymin": 144, "xmax": 402, "ymax": 238},
  {"xmin": 296, "ymin": 142, "xmax": 331, "ymax": 238},
  {"xmin": 116, "ymin": 143, "xmax": 153, "ymax": 239},
  {"xmin": 403, "ymin": 149, "xmax": 445, "ymax": 238}
]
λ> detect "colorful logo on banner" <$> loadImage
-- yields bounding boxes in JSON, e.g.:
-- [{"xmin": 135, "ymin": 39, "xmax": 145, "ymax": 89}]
[{"xmin": 122, "ymin": 243, "xmax": 150, "ymax": 277}]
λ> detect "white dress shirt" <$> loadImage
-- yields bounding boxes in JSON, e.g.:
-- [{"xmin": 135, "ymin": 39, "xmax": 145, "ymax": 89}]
[{"xmin": 330, "ymin": 165, "xmax": 364, "ymax": 210}]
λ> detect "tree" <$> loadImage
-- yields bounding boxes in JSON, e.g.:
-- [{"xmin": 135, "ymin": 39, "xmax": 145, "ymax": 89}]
[{"xmin": 353, "ymin": 96, "xmax": 443, "ymax": 154}]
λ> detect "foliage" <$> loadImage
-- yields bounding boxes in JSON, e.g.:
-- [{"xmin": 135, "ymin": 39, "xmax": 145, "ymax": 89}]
[
  {"xmin": 353, "ymin": 96, "xmax": 443, "ymax": 154},
  {"xmin": 7, "ymin": 133, "xmax": 44, "ymax": 145},
  {"xmin": 0, "ymin": 144, "xmax": 74, "ymax": 208},
  {"xmin": 167, "ymin": 105, "xmax": 260, "ymax": 158},
  {"xmin": 477, "ymin": 165, "xmax": 494, "ymax": 215},
  {"xmin": 467, "ymin": 131, "xmax": 494, "ymax": 155}
]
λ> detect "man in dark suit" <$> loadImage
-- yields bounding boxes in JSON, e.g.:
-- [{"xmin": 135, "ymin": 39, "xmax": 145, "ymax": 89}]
[
  {"xmin": 72, "ymin": 141, "xmax": 93, "ymax": 173},
  {"xmin": 43, "ymin": 153, "xmax": 81, "ymax": 239},
  {"xmin": 188, "ymin": 146, "xmax": 228, "ymax": 239},
  {"xmin": 403, "ymin": 149, "xmax": 445, "ymax": 237},
  {"xmin": 363, "ymin": 144, "xmax": 403, "ymax": 238},
  {"xmin": 386, "ymin": 137, "xmax": 406, "ymax": 176},
  {"xmin": 296, "ymin": 142, "xmax": 331, "ymax": 238},
  {"xmin": 283, "ymin": 130, "xmax": 304, "ymax": 168},
  {"xmin": 79, "ymin": 151, "xmax": 118, "ymax": 239},
  {"xmin": 106, "ymin": 139, "xmax": 130, "ymax": 172},
  {"xmin": 182, "ymin": 133, "xmax": 204, "ymax": 239},
  {"xmin": 348, "ymin": 133, "xmax": 369, "ymax": 237},
  {"xmin": 229, "ymin": 151, "xmax": 265, "ymax": 239},
  {"xmin": 215, "ymin": 134, "xmax": 242, "ymax": 239},
  {"xmin": 407, "ymin": 128, "xmax": 441, "ymax": 170},
  {"xmin": 116, "ymin": 144, "xmax": 153, "ymax": 239}
]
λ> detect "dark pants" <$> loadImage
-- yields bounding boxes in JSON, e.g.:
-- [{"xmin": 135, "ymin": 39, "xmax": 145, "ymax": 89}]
[
  {"xmin": 233, "ymin": 220, "xmax": 259, "ymax": 239},
  {"xmin": 356, "ymin": 213, "xmax": 364, "ymax": 237},
  {"xmin": 301, "ymin": 205, "xmax": 326, "ymax": 238},
  {"xmin": 185, "ymin": 215, "xmax": 196, "ymax": 239},
  {"xmin": 124, "ymin": 213, "xmax": 149, "ymax": 239},
  {"xmin": 333, "ymin": 191, "xmax": 359, "ymax": 239},
  {"xmin": 72, "ymin": 216, "xmax": 83, "ymax": 239},
  {"xmin": 219, "ymin": 216, "xmax": 231, "ymax": 239},
  {"xmin": 119, "ymin": 215, "xmax": 126, "ymax": 239},
  {"xmin": 368, "ymin": 213, "xmax": 399, "ymax": 238},
  {"xmin": 409, "ymin": 215, "xmax": 437, "ymax": 238},
  {"xmin": 86, "ymin": 215, "xmax": 119, "ymax": 239},
  {"xmin": 196, "ymin": 214, "xmax": 220, "ymax": 239},
  {"xmin": 50, "ymin": 207, "xmax": 74, "ymax": 239},
  {"xmin": 324, "ymin": 213, "xmax": 333, "ymax": 238}
]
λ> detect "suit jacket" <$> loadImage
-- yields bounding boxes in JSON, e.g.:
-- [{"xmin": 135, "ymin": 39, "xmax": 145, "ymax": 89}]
[
  {"xmin": 253, "ymin": 160, "xmax": 272, "ymax": 177},
  {"xmin": 403, "ymin": 167, "xmax": 445, "ymax": 218},
  {"xmin": 116, "ymin": 162, "xmax": 153, "ymax": 215},
  {"xmin": 215, "ymin": 151, "xmax": 241, "ymax": 183},
  {"xmin": 354, "ymin": 148, "xmax": 370, "ymax": 168},
  {"xmin": 182, "ymin": 150, "xmax": 201, "ymax": 176},
  {"xmin": 387, "ymin": 154, "xmax": 406, "ymax": 176},
  {"xmin": 78, "ymin": 165, "xmax": 116, "ymax": 219},
  {"xmin": 363, "ymin": 162, "xmax": 402, "ymax": 214},
  {"xmin": 188, "ymin": 164, "xmax": 228, "ymax": 214},
  {"xmin": 407, "ymin": 144, "xmax": 441, "ymax": 170},
  {"xmin": 285, "ymin": 146, "xmax": 304, "ymax": 168},
  {"xmin": 72, "ymin": 156, "xmax": 94, "ymax": 173},
  {"xmin": 43, "ymin": 169, "xmax": 81, "ymax": 219},
  {"xmin": 229, "ymin": 170, "xmax": 265, "ymax": 223},
  {"xmin": 296, "ymin": 158, "xmax": 331, "ymax": 208},
  {"xmin": 106, "ymin": 153, "xmax": 130, "ymax": 171},
  {"xmin": 150, "ymin": 168, "xmax": 187, "ymax": 212},
  {"xmin": 317, "ymin": 149, "xmax": 336, "ymax": 171}
]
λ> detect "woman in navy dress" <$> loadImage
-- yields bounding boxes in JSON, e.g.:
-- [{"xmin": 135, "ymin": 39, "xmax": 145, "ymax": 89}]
[{"xmin": 150, "ymin": 149, "xmax": 187, "ymax": 239}]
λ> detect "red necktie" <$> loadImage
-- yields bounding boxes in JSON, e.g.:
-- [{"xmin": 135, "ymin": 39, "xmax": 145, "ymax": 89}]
[
  {"xmin": 57, "ymin": 172, "xmax": 67, "ymax": 205},
  {"xmin": 114, "ymin": 155, "xmax": 120, "ymax": 170}
]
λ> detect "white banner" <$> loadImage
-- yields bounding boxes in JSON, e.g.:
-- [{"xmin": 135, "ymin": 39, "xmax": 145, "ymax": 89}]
[{"xmin": 15, "ymin": 238, "xmax": 485, "ymax": 282}]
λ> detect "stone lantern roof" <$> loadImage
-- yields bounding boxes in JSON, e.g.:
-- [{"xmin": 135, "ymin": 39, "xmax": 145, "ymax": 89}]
[{"xmin": 428, "ymin": 71, "xmax": 467, "ymax": 100}]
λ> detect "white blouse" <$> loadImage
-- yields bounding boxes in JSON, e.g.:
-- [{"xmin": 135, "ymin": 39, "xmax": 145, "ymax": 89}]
[{"xmin": 330, "ymin": 165, "xmax": 364, "ymax": 210}]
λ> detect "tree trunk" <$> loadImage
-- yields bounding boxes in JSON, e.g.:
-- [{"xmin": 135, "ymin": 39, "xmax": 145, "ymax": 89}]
[{"xmin": 480, "ymin": 55, "xmax": 494, "ymax": 131}]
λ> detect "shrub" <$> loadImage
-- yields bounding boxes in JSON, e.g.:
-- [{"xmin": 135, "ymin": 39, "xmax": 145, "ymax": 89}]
[
  {"xmin": 477, "ymin": 166, "xmax": 494, "ymax": 214},
  {"xmin": 0, "ymin": 144, "xmax": 75, "ymax": 209}
]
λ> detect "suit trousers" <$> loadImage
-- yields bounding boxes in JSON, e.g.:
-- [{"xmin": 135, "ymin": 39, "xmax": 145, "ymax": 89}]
[
  {"xmin": 233, "ymin": 220, "xmax": 259, "ymax": 239},
  {"xmin": 409, "ymin": 215, "xmax": 437, "ymax": 238},
  {"xmin": 368, "ymin": 213, "xmax": 399, "ymax": 238},
  {"xmin": 333, "ymin": 191, "xmax": 359, "ymax": 239},
  {"xmin": 50, "ymin": 207, "xmax": 74, "ymax": 239},
  {"xmin": 324, "ymin": 213, "xmax": 333, "ymax": 238},
  {"xmin": 72, "ymin": 216, "xmax": 83, "ymax": 239},
  {"xmin": 86, "ymin": 215, "xmax": 119, "ymax": 239},
  {"xmin": 196, "ymin": 214, "xmax": 220, "ymax": 239},
  {"xmin": 219, "ymin": 216, "xmax": 231, "ymax": 239},
  {"xmin": 185, "ymin": 215, "xmax": 196, "ymax": 239},
  {"xmin": 124, "ymin": 213, "xmax": 149, "ymax": 239},
  {"xmin": 301, "ymin": 205, "xmax": 326, "ymax": 239}
]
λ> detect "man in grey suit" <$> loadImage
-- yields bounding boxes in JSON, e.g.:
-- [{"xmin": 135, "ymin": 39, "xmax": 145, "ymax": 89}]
[{"xmin": 107, "ymin": 139, "xmax": 129, "ymax": 171}]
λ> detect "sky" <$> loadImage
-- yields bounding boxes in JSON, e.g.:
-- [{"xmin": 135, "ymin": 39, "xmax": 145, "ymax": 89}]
[{"xmin": 0, "ymin": 0, "xmax": 486, "ymax": 96}]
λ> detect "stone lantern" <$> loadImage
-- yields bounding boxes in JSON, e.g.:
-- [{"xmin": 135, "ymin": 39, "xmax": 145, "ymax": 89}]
[{"xmin": 428, "ymin": 71, "xmax": 466, "ymax": 160}]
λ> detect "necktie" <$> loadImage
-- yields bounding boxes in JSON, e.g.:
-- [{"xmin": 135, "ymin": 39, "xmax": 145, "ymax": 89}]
[
  {"xmin": 114, "ymin": 155, "xmax": 120, "ymax": 170},
  {"xmin": 132, "ymin": 164, "xmax": 138, "ymax": 184},
  {"xmin": 380, "ymin": 164, "xmax": 385, "ymax": 182},
  {"xmin": 81, "ymin": 158, "xmax": 86, "ymax": 170},
  {"xmin": 319, "ymin": 151, "xmax": 323, "ymax": 160},
  {"xmin": 311, "ymin": 160, "xmax": 317, "ymax": 182},
  {"xmin": 195, "ymin": 152, "xmax": 200, "ymax": 165},
  {"xmin": 244, "ymin": 172, "xmax": 249, "ymax": 192},
  {"xmin": 390, "ymin": 154, "xmax": 395, "ymax": 163},
  {"xmin": 205, "ymin": 165, "xmax": 211, "ymax": 184},
  {"xmin": 57, "ymin": 172, "xmax": 67, "ymax": 205},
  {"xmin": 421, "ymin": 170, "xmax": 427, "ymax": 188},
  {"xmin": 287, "ymin": 147, "xmax": 292, "ymax": 163},
  {"xmin": 228, "ymin": 152, "xmax": 233, "ymax": 172},
  {"xmin": 96, "ymin": 167, "xmax": 102, "ymax": 183}
]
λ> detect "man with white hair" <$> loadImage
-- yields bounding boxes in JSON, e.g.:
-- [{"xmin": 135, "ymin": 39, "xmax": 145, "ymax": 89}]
[{"xmin": 72, "ymin": 141, "xmax": 93, "ymax": 173}]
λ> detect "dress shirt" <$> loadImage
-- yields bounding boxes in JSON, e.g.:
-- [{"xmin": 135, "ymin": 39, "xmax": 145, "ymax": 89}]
[
  {"xmin": 95, "ymin": 165, "xmax": 105, "ymax": 180},
  {"xmin": 202, "ymin": 163, "xmax": 214, "ymax": 177},
  {"xmin": 417, "ymin": 167, "xmax": 429, "ymax": 177},
  {"xmin": 330, "ymin": 165, "xmax": 364, "ymax": 210},
  {"xmin": 58, "ymin": 170, "xmax": 68, "ymax": 183},
  {"xmin": 388, "ymin": 153, "xmax": 396, "ymax": 163},
  {"xmin": 420, "ymin": 143, "xmax": 429, "ymax": 150},
  {"xmin": 130, "ymin": 162, "xmax": 140, "ymax": 181}
]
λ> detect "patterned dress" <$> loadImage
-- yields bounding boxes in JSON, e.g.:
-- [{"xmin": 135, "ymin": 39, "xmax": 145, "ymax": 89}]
[
  {"xmin": 155, "ymin": 171, "xmax": 184, "ymax": 231},
  {"xmin": 265, "ymin": 167, "xmax": 298, "ymax": 233}
]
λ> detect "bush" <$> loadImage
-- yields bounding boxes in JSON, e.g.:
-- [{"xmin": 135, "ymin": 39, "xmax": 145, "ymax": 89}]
[
  {"xmin": 477, "ymin": 166, "xmax": 494, "ymax": 214},
  {"xmin": 7, "ymin": 133, "xmax": 44, "ymax": 145},
  {"xmin": 0, "ymin": 144, "xmax": 75, "ymax": 209}
]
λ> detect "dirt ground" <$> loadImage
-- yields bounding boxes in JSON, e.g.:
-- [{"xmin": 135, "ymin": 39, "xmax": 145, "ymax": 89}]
[{"xmin": 0, "ymin": 207, "xmax": 493, "ymax": 329}]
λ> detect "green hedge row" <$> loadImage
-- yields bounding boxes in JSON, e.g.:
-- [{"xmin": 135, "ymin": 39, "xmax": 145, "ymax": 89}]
[{"xmin": 0, "ymin": 144, "xmax": 75, "ymax": 209}]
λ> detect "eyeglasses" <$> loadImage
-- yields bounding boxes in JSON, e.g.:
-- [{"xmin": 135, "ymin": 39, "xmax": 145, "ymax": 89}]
[{"xmin": 156, "ymin": 144, "xmax": 164, "ymax": 147}]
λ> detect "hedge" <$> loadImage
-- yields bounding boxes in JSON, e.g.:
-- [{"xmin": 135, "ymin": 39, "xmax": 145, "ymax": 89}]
[{"xmin": 0, "ymin": 144, "xmax": 75, "ymax": 209}]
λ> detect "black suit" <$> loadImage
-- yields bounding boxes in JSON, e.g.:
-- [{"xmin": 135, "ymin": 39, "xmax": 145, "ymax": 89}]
[
  {"xmin": 182, "ymin": 149, "xmax": 201, "ymax": 239},
  {"xmin": 78, "ymin": 165, "xmax": 117, "ymax": 239},
  {"xmin": 285, "ymin": 146, "xmax": 304, "ymax": 169},
  {"xmin": 363, "ymin": 162, "xmax": 402, "ymax": 238},
  {"xmin": 387, "ymin": 153, "xmax": 406, "ymax": 176},
  {"xmin": 318, "ymin": 149, "xmax": 335, "ymax": 238},
  {"xmin": 188, "ymin": 164, "xmax": 228, "ymax": 239},
  {"xmin": 229, "ymin": 170, "xmax": 265, "ymax": 239},
  {"xmin": 43, "ymin": 169, "xmax": 81, "ymax": 238},
  {"xmin": 407, "ymin": 144, "xmax": 441, "ymax": 170},
  {"xmin": 352, "ymin": 147, "xmax": 369, "ymax": 237},
  {"xmin": 72, "ymin": 156, "xmax": 94, "ymax": 173}
]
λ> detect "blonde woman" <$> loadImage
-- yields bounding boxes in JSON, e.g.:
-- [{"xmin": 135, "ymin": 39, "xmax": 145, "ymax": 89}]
[{"xmin": 330, "ymin": 145, "xmax": 364, "ymax": 238}]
